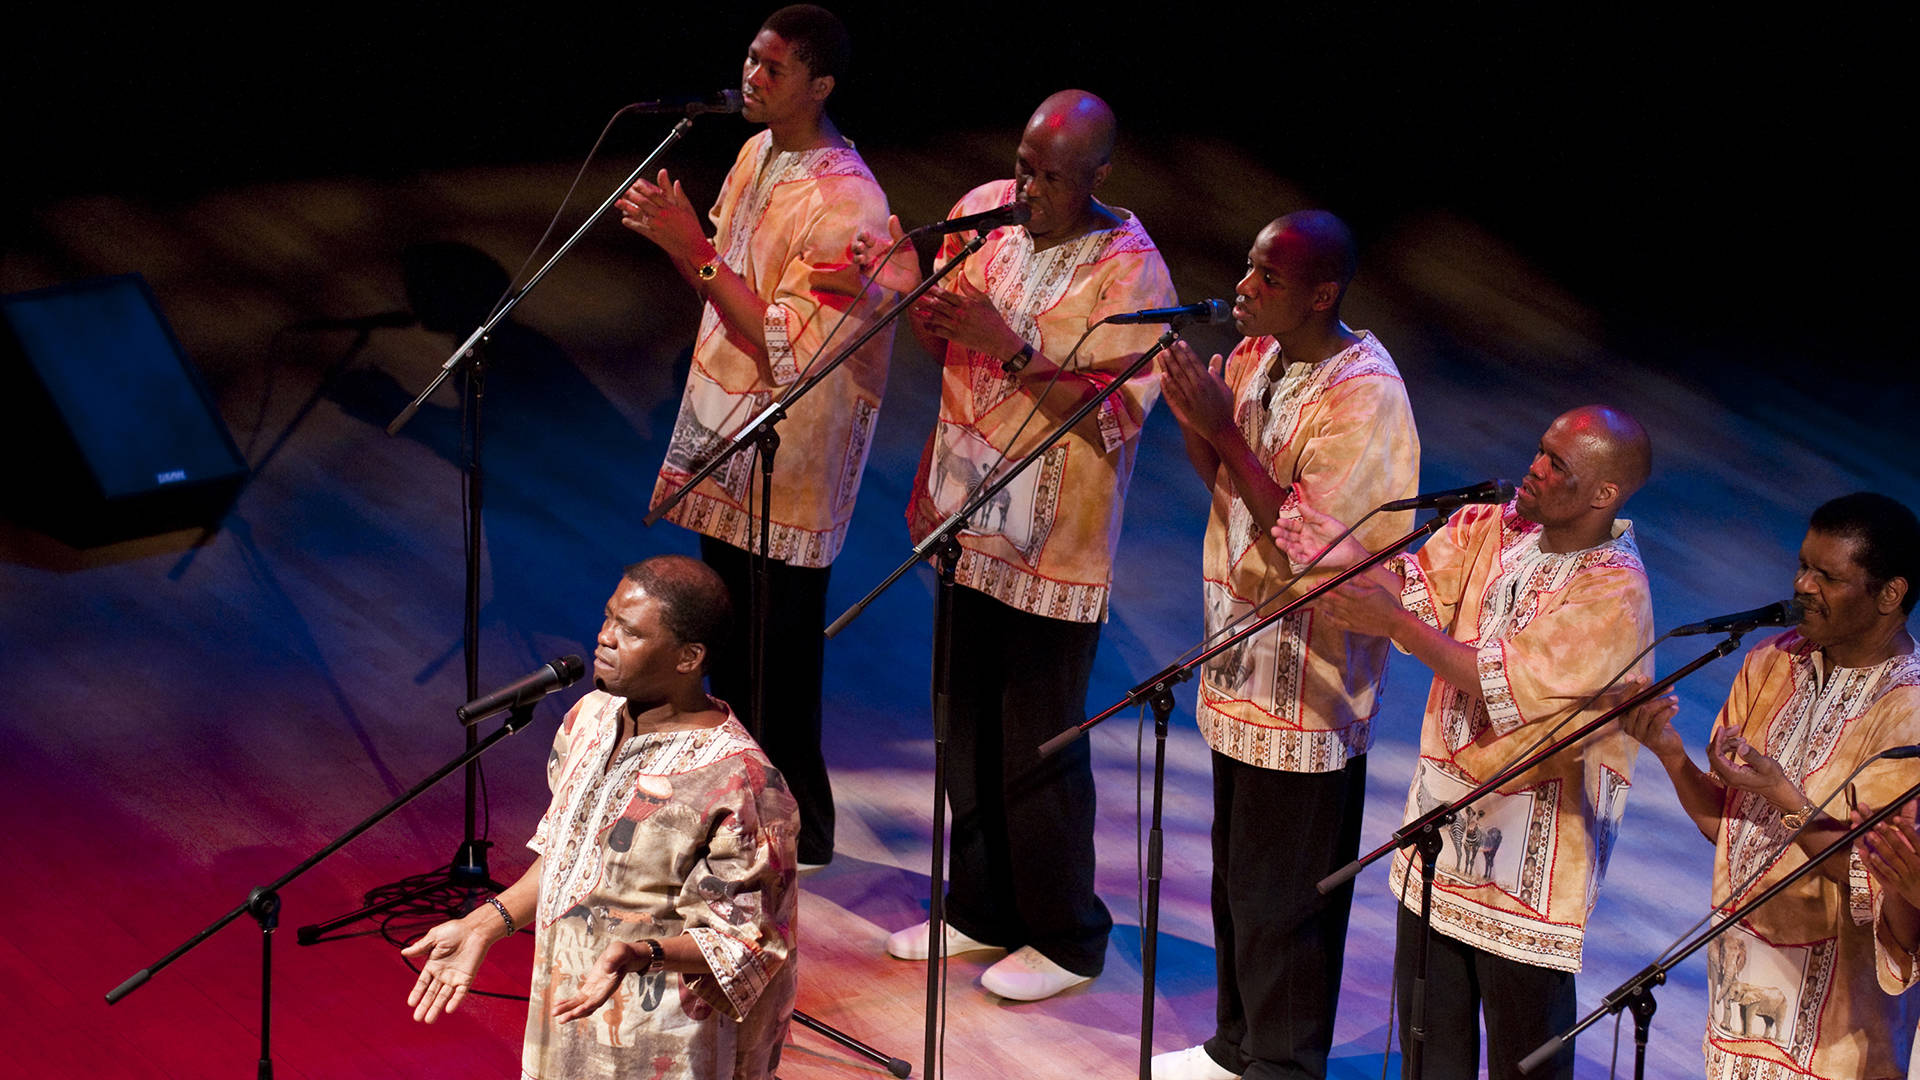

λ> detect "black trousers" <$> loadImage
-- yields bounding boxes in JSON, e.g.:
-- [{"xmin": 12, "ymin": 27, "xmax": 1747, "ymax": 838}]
[
  {"xmin": 1393, "ymin": 903, "xmax": 1576, "ymax": 1080},
  {"xmin": 1203, "ymin": 753, "xmax": 1367, "ymax": 1080},
  {"xmin": 699, "ymin": 535, "xmax": 834, "ymax": 865},
  {"xmin": 941, "ymin": 586, "xmax": 1111, "ymax": 977}
]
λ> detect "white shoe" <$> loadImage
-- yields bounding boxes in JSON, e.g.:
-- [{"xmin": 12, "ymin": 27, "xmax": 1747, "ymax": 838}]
[
  {"xmin": 979, "ymin": 946, "xmax": 1092, "ymax": 1001},
  {"xmin": 1150, "ymin": 1045, "xmax": 1240, "ymax": 1080},
  {"xmin": 884, "ymin": 920, "xmax": 1004, "ymax": 961}
]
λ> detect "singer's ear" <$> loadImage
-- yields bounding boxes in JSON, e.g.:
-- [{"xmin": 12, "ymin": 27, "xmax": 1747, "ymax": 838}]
[
  {"xmin": 1090, "ymin": 161, "xmax": 1111, "ymax": 192},
  {"xmin": 1876, "ymin": 575, "xmax": 1909, "ymax": 617},
  {"xmin": 810, "ymin": 74, "xmax": 835, "ymax": 103},
  {"xmin": 1310, "ymin": 281, "xmax": 1340, "ymax": 312},
  {"xmin": 678, "ymin": 641, "xmax": 707, "ymax": 675},
  {"xmin": 1590, "ymin": 479, "xmax": 1621, "ymax": 511}
]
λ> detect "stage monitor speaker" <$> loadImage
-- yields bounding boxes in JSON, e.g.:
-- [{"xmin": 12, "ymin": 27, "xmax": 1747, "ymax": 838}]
[{"xmin": 1, "ymin": 273, "xmax": 248, "ymax": 546}]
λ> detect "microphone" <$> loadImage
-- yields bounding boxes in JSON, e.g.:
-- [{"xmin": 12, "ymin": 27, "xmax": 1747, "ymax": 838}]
[
  {"xmin": 627, "ymin": 90, "xmax": 744, "ymax": 116},
  {"xmin": 1670, "ymin": 600, "xmax": 1803, "ymax": 638},
  {"xmin": 1103, "ymin": 299, "xmax": 1234, "ymax": 326},
  {"xmin": 914, "ymin": 202, "xmax": 1032, "ymax": 236},
  {"xmin": 456, "ymin": 656, "xmax": 586, "ymax": 725},
  {"xmin": 1380, "ymin": 479, "xmax": 1517, "ymax": 513},
  {"xmin": 289, "ymin": 311, "xmax": 417, "ymax": 332}
]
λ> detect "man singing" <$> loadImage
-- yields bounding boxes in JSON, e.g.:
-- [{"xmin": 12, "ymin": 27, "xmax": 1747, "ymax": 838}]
[
  {"xmin": 1276, "ymin": 405, "xmax": 1655, "ymax": 1078},
  {"xmin": 858, "ymin": 89, "xmax": 1176, "ymax": 1001},
  {"xmin": 618, "ymin": 4, "xmax": 893, "ymax": 870},
  {"xmin": 1152, "ymin": 209, "xmax": 1419, "ymax": 1080},
  {"xmin": 1623, "ymin": 492, "xmax": 1920, "ymax": 1079},
  {"xmin": 402, "ymin": 555, "xmax": 799, "ymax": 1080}
]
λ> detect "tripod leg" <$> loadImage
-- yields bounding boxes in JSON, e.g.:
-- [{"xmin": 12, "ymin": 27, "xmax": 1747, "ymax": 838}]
[{"xmin": 793, "ymin": 1009, "xmax": 912, "ymax": 1077}]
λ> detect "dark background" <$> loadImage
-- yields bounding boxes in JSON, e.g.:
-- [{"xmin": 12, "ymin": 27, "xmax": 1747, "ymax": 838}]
[{"xmin": 8, "ymin": 4, "xmax": 1909, "ymax": 423}]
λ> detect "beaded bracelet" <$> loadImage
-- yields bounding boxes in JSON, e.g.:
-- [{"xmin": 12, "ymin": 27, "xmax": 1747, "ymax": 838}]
[{"xmin": 483, "ymin": 896, "xmax": 516, "ymax": 936}]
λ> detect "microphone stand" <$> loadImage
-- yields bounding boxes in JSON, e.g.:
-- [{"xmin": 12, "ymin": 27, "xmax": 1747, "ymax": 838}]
[
  {"xmin": 299, "ymin": 113, "xmax": 719, "ymax": 945},
  {"xmin": 1037, "ymin": 508, "xmax": 1460, "ymax": 1080},
  {"xmin": 646, "ymin": 227, "xmax": 995, "ymax": 747},
  {"xmin": 105, "ymin": 703, "xmax": 543, "ymax": 1078},
  {"xmin": 1518, "ymin": 778, "xmax": 1920, "ymax": 1077},
  {"xmin": 1315, "ymin": 629, "xmax": 1752, "ymax": 1079},
  {"xmin": 641, "ymin": 222, "xmax": 989, "ymax": 1080},
  {"xmin": 828, "ymin": 322, "xmax": 1194, "ymax": 1080}
]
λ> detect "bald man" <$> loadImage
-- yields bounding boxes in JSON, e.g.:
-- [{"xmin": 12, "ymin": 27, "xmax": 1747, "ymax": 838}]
[
  {"xmin": 1274, "ymin": 405, "xmax": 1656, "ymax": 1079},
  {"xmin": 860, "ymin": 89, "xmax": 1176, "ymax": 1001},
  {"xmin": 1149, "ymin": 211, "xmax": 1420, "ymax": 1080}
]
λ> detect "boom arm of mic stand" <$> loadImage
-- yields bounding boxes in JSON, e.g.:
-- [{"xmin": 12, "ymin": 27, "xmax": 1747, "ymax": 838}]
[
  {"xmin": 105, "ymin": 704, "xmax": 542, "ymax": 1005},
  {"xmin": 388, "ymin": 116, "xmax": 703, "ymax": 436},
  {"xmin": 649, "ymin": 230, "xmax": 991, "ymax": 528},
  {"xmin": 1038, "ymin": 511, "xmax": 1452, "ymax": 758},
  {"xmin": 1517, "ymin": 776, "xmax": 1920, "ymax": 1074},
  {"xmin": 828, "ymin": 326, "xmax": 1184, "ymax": 640},
  {"xmin": 1319, "ymin": 630, "xmax": 1748, "ymax": 896}
]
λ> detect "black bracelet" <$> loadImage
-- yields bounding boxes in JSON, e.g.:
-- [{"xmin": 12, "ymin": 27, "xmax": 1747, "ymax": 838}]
[{"xmin": 483, "ymin": 896, "xmax": 515, "ymax": 936}]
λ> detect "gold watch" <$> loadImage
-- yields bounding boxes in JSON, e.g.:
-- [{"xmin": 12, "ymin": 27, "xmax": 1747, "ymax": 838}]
[
  {"xmin": 1780, "ymin": 802, "xmax": 1818, "ymax": 830},
  {"xmin": 696, "ymin": 258, "xmax": 721, "ymax": 286}
]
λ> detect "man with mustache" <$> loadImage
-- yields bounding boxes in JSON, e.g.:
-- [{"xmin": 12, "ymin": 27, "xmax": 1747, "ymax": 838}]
[{"xmin": 1623, "ymin": 492, "xmax": 1920, "ymax": 1079}]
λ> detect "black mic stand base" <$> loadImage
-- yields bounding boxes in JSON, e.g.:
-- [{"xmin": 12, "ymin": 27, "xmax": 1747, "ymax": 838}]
[{"xmin": 294, "ymin": 842, "xmax": 506, "ymax": 945}]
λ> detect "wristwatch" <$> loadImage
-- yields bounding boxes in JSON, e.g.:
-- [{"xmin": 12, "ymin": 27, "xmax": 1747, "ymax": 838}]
[
  {"xmin": 696, "ymin": 258, "xmax": 721, "ymax": 288},
  {"xmin": 635, "ymin": 938, "xmax": 665, "ymax": 974},
  {"xmin": 1780, "ymin": 802, "xmax": 1818, "ymax": 830},
  {"xmin": 1002, "ymin": 342, "xmax": 1035, "ymax": 375}
]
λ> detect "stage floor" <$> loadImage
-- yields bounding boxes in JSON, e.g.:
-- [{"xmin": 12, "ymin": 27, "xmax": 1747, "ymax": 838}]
[{"xmin": 3, "ymin": 132, "xmax": 1913, "ymax": 1078}]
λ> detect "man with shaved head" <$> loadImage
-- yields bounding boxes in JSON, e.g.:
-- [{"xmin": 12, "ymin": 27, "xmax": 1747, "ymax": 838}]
[
  {"xmin": 1152, "ymin": 210, "xmax": 1420, "ymax": 1080},
  {"xmin": 1274, "ymin": 405, "xmax": 1656, "ymax": 1079},
  {"xmin": 857, "ymin": 89, "xmax": 1177, "ymax": 1000}
]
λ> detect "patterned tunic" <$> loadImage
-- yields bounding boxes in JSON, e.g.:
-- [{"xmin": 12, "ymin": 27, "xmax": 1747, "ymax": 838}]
[
  {"xmin": 1197, "ymin": 332, "xmax": 1420, "ymax": 772},
  {"xmin": 522, "ymin": 692, "xmax": 799, "ymax": 1080},
  {"xmin": 651, "ymin": 129, "xmax": 893, "ymax": 567},
  {"xmin": 905, "ymin": 179, "xmax": 1176, "ymax": 623},
  {"xmin": 1386, "ymin": 502, "xmax": 1652, "ymax": 972},
  {"xmin": 1704, "ymin": 635, "xmax": 1920, "ymax": 1080}
]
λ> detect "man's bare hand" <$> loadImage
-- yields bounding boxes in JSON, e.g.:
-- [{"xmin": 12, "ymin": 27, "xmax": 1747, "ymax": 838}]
[
  {"xmin": 1615, "ymin": 682, "xmax": 1686, "ymax": 763},
  {"xmin": 402, "ymin": 918, "xmax": 497, "ymax": 1024},
  {"xmin": 914, "ymin": 278, "xmax": 1023, "ymax": 360},
  {"xmin": 1861, "ymin": 801, "xmax": 1920, "ymax": 911},
  {"xmin": 1158, "ymin": 339, "xmax": 1235, "ymax": 442},
  {"xmin": 551, "ymin": 940, "xmax": 648, "ymax": 1024},
  {"xmin": 616, "ymin": 169, "xmax": 708, "ymax": 263},
  {"xmin": 1707, "ymin": 728, "xmax": 1800, "ymax": 810},
  {"xmin": 852, "ymin": 214, "xmax": 921, "ymax": 296},
  {"xmin": 1270, "ymin": 497, "xmax": 1369, "ymax": 570}
]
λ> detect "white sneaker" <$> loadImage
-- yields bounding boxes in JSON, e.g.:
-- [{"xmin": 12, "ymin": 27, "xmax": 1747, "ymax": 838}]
[
  {"xmin": 884, "ymin": 919, "xmax": 1004, "ymax": 961},
  {"xmin": 1150, "ymin": 1045, "xmax": 1240, "ymax": 1080},
  {"xmin": 979, "ymin": 946, "xmax": 1092, "ymax": 1001}
]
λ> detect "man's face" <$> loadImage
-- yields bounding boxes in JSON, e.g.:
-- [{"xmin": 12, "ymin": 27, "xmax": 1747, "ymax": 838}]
[
  {"xmin": 1233, "ymin": 224, "xmax": 1323, "ymax": 338},
  {"xmin": 593, "ymin": 579, "xmax": 691, "ymax": 703},
  {"xmin": 1793, "ymin": 530, "xmax": 1889, "ymax": 652},
  {"xmin": 740, "ymin": 29, "xmax": 823, "ymax": 127},
  {"xmin": 1515, "ymin": 414, "xmax": 1601, "ymax": 527},
  {"xmin": 1013, "ymin": 125, "xmax": 1102, "ymax": 240}
]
